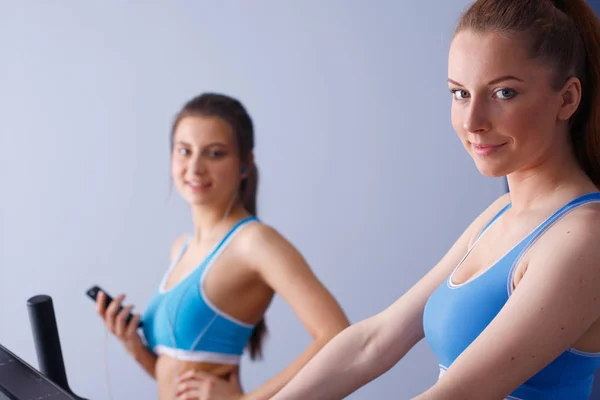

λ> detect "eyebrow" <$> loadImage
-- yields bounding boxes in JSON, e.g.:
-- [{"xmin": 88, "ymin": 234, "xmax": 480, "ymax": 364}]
[
  {"xmin": 447, "ymin": 75, "xmax": 525, "ymax": 86},
  {"xmin": 174, "ymin": 140, "xmax": 228, "ymax": 147}
]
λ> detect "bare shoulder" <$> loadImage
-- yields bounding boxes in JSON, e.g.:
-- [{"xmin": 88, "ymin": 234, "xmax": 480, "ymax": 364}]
[
  {"xmin": 490, "ymin": 191, "xmax": 512, "ymax": 210},
  {"xmin": 464, "ymin": 192, "xmax": 512, "ymax": 246},
  {"xmin": 480, "ymin": 192, "xmax": 511, "ymax": 219},
  {"xmin": 533, "ymin": 201, "xmax": 600, "ymax": 261},
  {"xmin": 565, "ymin": 200, "xmax": 600, "ymax": 228},
  {"xmin": 235, "ymin": 220, "xmax": 292, "ymax": 253},
  {"xmin": 546, "ymin": 200, "xmax": 600, "ymax": 240},
  {"xmin": 170, "ymin": 233, "xmax": 189, "ymax": 261},
  {"xmin": 234, "ymin": 220, "xmax": 309, "ymax": 271},
  {"xmin": 567, "ymin": 205, "xmax": 600, "ymax": 253}
]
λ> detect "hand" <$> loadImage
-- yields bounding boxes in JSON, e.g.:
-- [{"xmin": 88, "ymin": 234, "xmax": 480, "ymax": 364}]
[
  {"xmin": 96, "ymin": 291, "xmax": 144, "ymax": 358},
  {"xmin": 175, "ymin": 368, "xmax": 243, "ymax": 400}
]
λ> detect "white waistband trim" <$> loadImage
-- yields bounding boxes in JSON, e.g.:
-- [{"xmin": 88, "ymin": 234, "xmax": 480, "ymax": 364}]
[{"xmin": 154, "ymin": 345, "xmax": 241, "ymax": 364}]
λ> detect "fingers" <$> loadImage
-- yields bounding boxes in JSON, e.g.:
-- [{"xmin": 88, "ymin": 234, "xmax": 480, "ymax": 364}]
[
  {"xmin": 176, "ymin": 377, "xmax": 213, "ymax": 400},
  {"xmin": 96, "ymin": 291, "xmax": 107, "ymax": 316},
  {"xmin": 175, "ymin": 380, "xmax": 203, "ymax": 397},
  {"xmin": 105, "ymin": 293, "xmax": 125, "ymax": 332},
  {"xmin": 175, "ymin": 374, "xmax": 205, "ymax": 398},
  {"xmin": 178, "ymin": 369, "xmax": 214, "ymax": 383},
  {"xmin": 115, "ymin": 305, "xmax": 134, "ymax": 337},
  {"xmin": 175, "ymin": 388, "xmax": 202, "ymax": 400},
  {"xmin": 125, "ymin": 313, "xmax": 141, "ymax": 337}
]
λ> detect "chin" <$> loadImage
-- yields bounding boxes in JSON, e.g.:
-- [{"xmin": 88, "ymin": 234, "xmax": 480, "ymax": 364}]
[
  {"xmin": 175, "ymin": 188, "xmax": 210, "ymax": 205},
  {"xmin": 473, "ymin": 160, "xmax": 510, "ymax": 178},
  {"xmin": 183, "ymin": 194, "xmax": 212, "ymax": 206}
]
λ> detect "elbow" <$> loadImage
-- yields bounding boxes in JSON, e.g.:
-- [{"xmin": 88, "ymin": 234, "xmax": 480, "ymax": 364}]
[
  {"xmin": 364, "ymin": 324, "xmax": 386, "ymax": 362},
  {"xmin": 313, "ymin": 316, "xmax": 351, "ymax": 344},
  {"xmin": 313, "ymin": 325, "xmax": 347, "ymax": 347},
  {"xmin": 341, "ymin": 317, "xmax": 385, "ymax": 363},
  {"xmin": 364, "ymin": 314, "xmax": 420, "ymax": 372}
]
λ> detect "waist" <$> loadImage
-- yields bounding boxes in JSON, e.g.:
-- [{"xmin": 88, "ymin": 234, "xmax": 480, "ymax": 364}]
[
  {"xmin": 152, "ymin": 344, "xmax": 243, "ymax": 364},
  {"xmin": 156, "ymin": 353, "xmax": 237, "ymax": 400}
]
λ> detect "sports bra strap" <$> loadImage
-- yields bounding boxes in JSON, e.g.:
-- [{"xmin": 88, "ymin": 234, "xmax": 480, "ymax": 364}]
[
  {"xmin": 527, "ymin": 192, "xmax": 600, "ymax": 240},
  {"xmin": 475, "ymin": 202, "xmax": 512, "ymax": 242}
]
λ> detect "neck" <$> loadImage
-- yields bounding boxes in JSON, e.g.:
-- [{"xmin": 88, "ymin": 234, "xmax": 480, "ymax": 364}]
[
  {"xmin": 506, "ymin": 142, "xmax": 596, "ymax": 213},
  {"xmin": 190, "ymin": 197, "xmax": 241, "ymax": 242}
]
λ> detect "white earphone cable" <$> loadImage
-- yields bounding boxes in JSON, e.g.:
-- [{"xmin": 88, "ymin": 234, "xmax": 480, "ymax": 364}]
[
  {"xmin": 103, "ymin": 327, "xmax": 115, "ymax": 400},
  {"xmin": 168, "ymin": 194, "xmax": 237, "ymax": 399}
]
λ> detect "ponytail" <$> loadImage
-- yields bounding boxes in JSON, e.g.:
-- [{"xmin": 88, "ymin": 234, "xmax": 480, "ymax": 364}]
[
  {"xmin": 240, "ymin": 163, "xmax": 258, "ymax": 216},
  {"xmin": 247, "ymin": 318, "xmax": 268, "ymax": 360},
  {"xmin": 555, "ymin": 0, "xmax": 600, "ymax": 188},
  {"xmin": 239, "ymin": 162, "xmax": 268, "ymax": 360}
]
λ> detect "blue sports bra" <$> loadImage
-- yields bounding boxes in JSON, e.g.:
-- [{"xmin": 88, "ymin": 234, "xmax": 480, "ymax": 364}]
[
  {"xmin": 423, "ymin": 192, "xmax": 600, "ymax": 399},
  {"xmin": 141, "ymin": 216, "xmax": 258, "ymax": 364}
]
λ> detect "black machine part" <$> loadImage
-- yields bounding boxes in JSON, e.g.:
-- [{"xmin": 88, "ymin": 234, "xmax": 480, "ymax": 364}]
[{"xmin": 26, "ymin": 294, "xmax": 89, "ymax": 400}]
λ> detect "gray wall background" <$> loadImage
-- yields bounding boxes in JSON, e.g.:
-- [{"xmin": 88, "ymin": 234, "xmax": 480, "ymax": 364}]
[{"xmin": 0, "ymin": 1, "xmax": 505, "ymax": 399}]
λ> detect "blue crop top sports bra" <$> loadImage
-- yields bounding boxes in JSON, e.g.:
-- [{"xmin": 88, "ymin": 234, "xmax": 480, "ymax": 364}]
[
  {"xmin": 423, "ymin": 192, "xmax": 600, "ymax": 400},
  {"xmin": 140, "ymin": 216, "xmax": 258, "ymax": 364}
]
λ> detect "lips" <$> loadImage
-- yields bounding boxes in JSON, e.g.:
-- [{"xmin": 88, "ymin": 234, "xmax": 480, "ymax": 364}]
[
  {"xmin": 473, "ymin": 143, "xmax": 503, "ymax": 148},
  {"xmin": 471, "ymin": 142, "xmax": 506, "ymax": 156},
  {"xmin": 185, "ymin": 181, "xmax": 211, "ymax": 192},
  {"xmin": 187, "ymin": 182, "xmax": 208, "ymax": 187}
]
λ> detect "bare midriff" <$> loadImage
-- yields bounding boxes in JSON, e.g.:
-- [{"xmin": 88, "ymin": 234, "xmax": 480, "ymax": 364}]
[{"xmin": 156, "ymin": 355, "xmax": 237, "ymax": 400}]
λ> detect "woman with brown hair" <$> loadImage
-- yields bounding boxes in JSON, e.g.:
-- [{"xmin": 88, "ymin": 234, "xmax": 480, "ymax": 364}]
[
  {"xmin": 272, "ymin": 1, "xmax": 600, "ymax": 398},
  {"xmin": 96, "ymin": 93, "xmax": 350, "ymax": 399}
]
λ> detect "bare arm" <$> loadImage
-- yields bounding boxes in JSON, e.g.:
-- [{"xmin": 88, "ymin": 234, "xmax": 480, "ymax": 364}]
[
  {"xmin": 132, "ymin": 343, "xmax": 158, "ymax": 378},
  {"xmin": 413, "ymin": 210, "xmax": 600, "ymax": 400},
  {"xmin": 238, "ymin": 224, "xmax": 351, "ymax": 400},
  {"xmin": 97, "ymin": 291, "xmax": 157, "ymax": 379},
  {"xmin": 272, "ymin": 194, "xmax": 512, "ymax": 400}
]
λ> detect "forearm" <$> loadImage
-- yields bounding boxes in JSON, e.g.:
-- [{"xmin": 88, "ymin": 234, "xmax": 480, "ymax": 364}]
[
  {"xmin": 271, "ymin": 317, "xmax": 410, "ymax": 400},
  {"xmin": 132, "ymin": 345, "xmax": 158, "ymax": 379}
]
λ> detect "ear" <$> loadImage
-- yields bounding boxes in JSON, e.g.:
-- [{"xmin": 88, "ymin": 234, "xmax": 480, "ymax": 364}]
[
  {"xmin": 241, "ymin": 152, "xmax": 255, "ymax": 179},
  {"xmin": 557, "ymin": 76, "xmax": 582, "ymax": 122}
]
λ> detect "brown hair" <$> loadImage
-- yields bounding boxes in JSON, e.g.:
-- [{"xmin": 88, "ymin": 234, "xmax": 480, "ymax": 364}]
[
  {"xmin": 456, "ymin": 0, "xmax": 600, "ymax": 187},
  {"xmin": 171, "ymin": 92, "xmax": 267, "ymax": 360}
]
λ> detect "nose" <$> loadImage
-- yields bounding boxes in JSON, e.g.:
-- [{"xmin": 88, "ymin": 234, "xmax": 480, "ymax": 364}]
[
  {"xmin": 463, "ymin": 97, "xmax": 491, "ymax": 134},
  {"xmin": 189, "ymin": 153, "xmax": 207, "ymax": 176}
]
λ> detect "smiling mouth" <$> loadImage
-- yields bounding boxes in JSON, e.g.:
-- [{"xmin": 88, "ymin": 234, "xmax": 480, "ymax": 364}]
[
  {"xmin": 471, "ymin": 142, "xmax": 507, "ymax": 156},
  {"xmin": 185, "ymin": 181, "xmax": 212, "ymax": 191}
]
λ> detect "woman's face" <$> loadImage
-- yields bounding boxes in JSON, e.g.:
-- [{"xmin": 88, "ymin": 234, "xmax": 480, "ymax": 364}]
[
  {"xmin": 448, "ymin": 30, "xmax": 569, "ymax": 178},
  {"xmin": 171, "ymin": 115, "xmax": 243, "ymax": 207}
]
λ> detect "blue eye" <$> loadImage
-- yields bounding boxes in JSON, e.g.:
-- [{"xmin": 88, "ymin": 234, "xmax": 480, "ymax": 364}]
[
  {"xmin": 451, "ymin": 89, "xmax": 470, "ymax": 100},
  {"xmin": 494, "ymin": 88, "xmax": 517, "ymax": 100}
]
